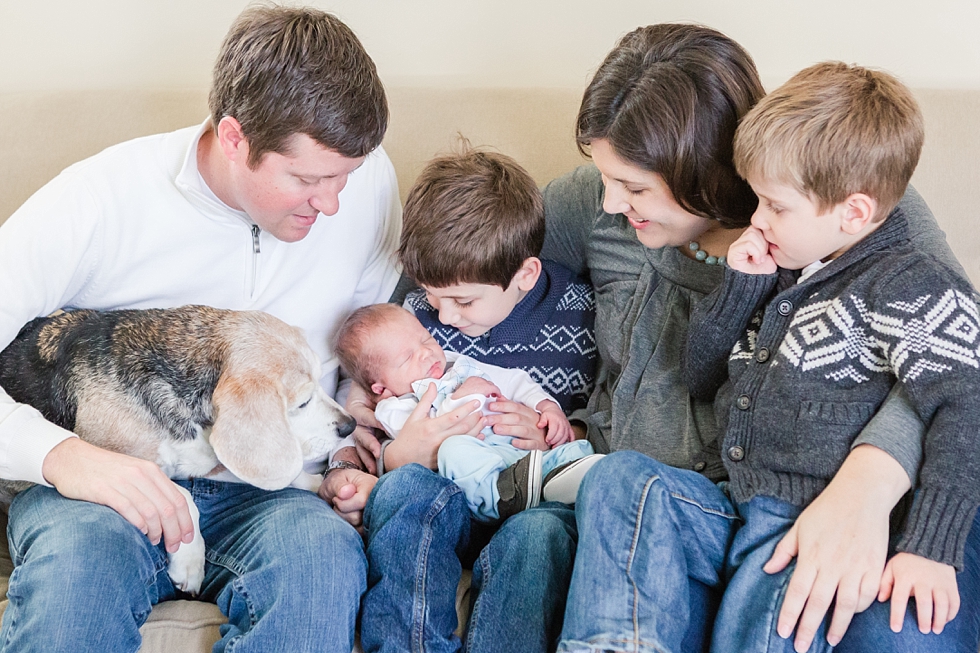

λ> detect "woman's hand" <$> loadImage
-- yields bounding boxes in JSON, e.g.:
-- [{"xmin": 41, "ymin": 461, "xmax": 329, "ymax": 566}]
[
  {"xmin": 485, "ymin": 398, "xmax": 549, "ymax": 450},
  {"xmin": 727, "ymin": 226, "xmax": 777, "ymax": 275},
  {"xmin": 383, "ymin": 383, "xmax": 485, "ymax": 470},
  {"xmin": 764, "ymin": 444, "xmax": 911, "ymax": 651}
]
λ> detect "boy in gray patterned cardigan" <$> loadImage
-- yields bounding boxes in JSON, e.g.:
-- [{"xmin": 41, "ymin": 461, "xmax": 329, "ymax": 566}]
[{"xmin": 686, "ymin": 62, "xmax": 980, "ymax": 651}]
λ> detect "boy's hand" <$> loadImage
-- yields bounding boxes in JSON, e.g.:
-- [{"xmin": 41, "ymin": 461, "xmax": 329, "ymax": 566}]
[
  {"xmin": 535, "ymin": 401, "xmax": 573, "ymax": 447},
  {"xmin": 452, "ymin": 377, "xmax": 502, "ymax": 400},
  {"xmin": 878, "ymin": 552, "xmax": 959, "ymax": 635},
  {"xmin": 384, "ymin": 383, "xmax": 485, "ymax": 470},
  {"xmin": 763, "ymin": 445, "xmax": 910, "ymax": 652},
  {"xmin": 485, "ymin": 398, "xmax": 549, "ymax": 450},
  {"xmin": 727, "ymin": 226, "xmax": 777, "ymax": 275}
]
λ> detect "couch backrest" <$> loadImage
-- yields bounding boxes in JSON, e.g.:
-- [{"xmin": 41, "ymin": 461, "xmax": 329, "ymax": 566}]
[{"xmin": 2, "ymin": 88, "xmax": 978, "ymax": 286}]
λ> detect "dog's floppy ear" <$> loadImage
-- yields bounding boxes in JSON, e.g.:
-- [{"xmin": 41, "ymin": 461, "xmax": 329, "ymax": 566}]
[{"xmin": 209, "ymin": 371, "xmax": 303, "ymax": 490}]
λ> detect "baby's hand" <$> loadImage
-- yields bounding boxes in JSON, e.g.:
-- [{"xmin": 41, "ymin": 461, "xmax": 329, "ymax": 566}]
[
  {"xmin": 452, "ymin": 377, "xmax": 502, "ymax": 400},
  {"xmin": 727, "ymin": 226, "xmax": 777, "ymax": 275},
  {"xmin": 535, "ymin": 401, "xmax": 572, "ymax": 447},
  {"xmin": 878, "ymin": 552, "xmax": 960, "ymax": 635}
]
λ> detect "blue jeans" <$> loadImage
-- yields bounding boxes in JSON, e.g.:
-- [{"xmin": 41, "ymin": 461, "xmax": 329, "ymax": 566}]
[
  {"xmin": 560, "ymin": 451, "xmax": 980, "ymax": 653},
  {"xmin": 558, "ymin": 451, "xmax": 738, "ymax": 653},
  {"xmin": 362, "ymin": 463, "xmax": 577, "ymax": 653},
  {"xmin": 0, "ymin": 479, "xmax": 366, "ymax": 653}
]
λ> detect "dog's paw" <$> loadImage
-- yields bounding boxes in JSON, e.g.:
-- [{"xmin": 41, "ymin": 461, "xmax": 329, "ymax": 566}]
[
  {"xmin": 167, "ymin": 483, "xmax": 205, "ymax": 596},
  {"xmin": 168, "ymin": 535, "xmax": 206, "ymax": 596}
]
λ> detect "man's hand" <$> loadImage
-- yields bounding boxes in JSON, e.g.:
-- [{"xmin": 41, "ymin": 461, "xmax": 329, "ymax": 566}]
[
  {"xmin": 764, "ymin": 445, "xmax": 911, "ymax": 651},
  {"xmin": 346, "ymin": 382, "xmax": 383, "ymax": 472},
  {"xmin": 42, "ymin": 438, "xmax": 196, "ymax": 553},
  {"xmin": 879, "ymin": 553, "xmax": 960, "ymax": 635},
  {"xmin": 485, "ymin": 398, "xmax": 548, "ymax": 451},
  {"xmin": 536, "ymin": 401, "xmax": 573, "ymax": 446},
  {"xmin": 383, "ymin": 383, "xmax": 484, "ymax": 470},
  {"xmin": 317, "ymin": 468, "xmax": 378, "ymax": 532},
  {"xmin": 727, "ymin": 226, "xmax": 777, "ymax": 275}
]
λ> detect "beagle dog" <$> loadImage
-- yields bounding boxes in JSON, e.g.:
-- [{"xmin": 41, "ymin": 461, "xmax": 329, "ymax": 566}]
[{"xmin": 0, "ymin": 305, "xmax": 356, "ymax": 594}]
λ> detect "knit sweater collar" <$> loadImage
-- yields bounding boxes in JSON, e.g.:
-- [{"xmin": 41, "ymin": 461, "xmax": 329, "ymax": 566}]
[
  {"xmin": 482, "ymin": 259, "xmax": 572, "ymax": 347},
  {"xmin": 797, "ymin": 207, "xmax": 909, "ymax": 289}
]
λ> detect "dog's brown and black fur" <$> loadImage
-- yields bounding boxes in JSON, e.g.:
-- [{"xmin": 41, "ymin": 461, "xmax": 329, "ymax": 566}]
[{"xmin": 0, "ymin": 305, "xmax": 355, "ymax": 493}]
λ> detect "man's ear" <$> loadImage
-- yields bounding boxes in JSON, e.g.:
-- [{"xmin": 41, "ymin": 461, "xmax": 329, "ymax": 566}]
[
  {"xmin": 215, "ymin": 116, "xmax": 249, "ymax": 163},
  {"xmin": 514, "ymin": 257, "xmax": 542, "ymax": 292},
  {"xmin": 839, "ymin": 193, "xmax": 878, "ymax": 235}
]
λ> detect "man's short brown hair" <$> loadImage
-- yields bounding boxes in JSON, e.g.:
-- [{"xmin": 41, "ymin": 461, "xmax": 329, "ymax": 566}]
[
  {"xmin": 209, "ymin": 5, "xmax": 388, "ymax": 167},
  {"xmin": 335, "ymin": 303, "xmax": 405, "ymax": 394},
  {"xmin": 577, "ymin": 23, "xmax": 765, "ymax": 229},
  {"xmin": 399, "ymin": 149, "xmax": 544, "ymax": 290},
  {"xmin": 734, "ymin": 61, "xmax": 924, "ymax": 221}
]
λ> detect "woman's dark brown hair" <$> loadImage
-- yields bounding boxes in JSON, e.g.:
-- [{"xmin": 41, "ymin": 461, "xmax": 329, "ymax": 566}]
[{"xmin": 577, "ymin": 24, "xmax": 765, "ymax": 228}]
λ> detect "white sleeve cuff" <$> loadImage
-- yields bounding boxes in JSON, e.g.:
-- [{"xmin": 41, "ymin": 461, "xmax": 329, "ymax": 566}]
[
  {"xmin": 327, "ymin": 434, "xmax": 357, "ymax": 465},
  {"xmin": 0, "ymin": 406, "xmax": 77, "ymax": 486}
]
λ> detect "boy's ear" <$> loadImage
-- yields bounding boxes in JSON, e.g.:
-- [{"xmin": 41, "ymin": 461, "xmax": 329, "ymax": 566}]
[
  {"xmin": 839, "ymin": 193, "xmax": 878, "ymax": 235},
  {"xmin": 215, "ymin": 116, "xmax": 249, "ymax": 163},
  {"xmin": 514, "ymin": 257, "xmax": 542, "ymax": 292}
]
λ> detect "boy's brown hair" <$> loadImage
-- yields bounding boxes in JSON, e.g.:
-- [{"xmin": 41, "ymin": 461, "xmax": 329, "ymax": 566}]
[
  {"xmin": 209, "ymin": 6, "xmax": 388, "ymax": 167},
  {"xmin": 335, "ymin": 303, "xmax": 406, "ymax": 394},
  {"xmin": 399, "ymin": 149, "xmax": 544, "ymax": 290},
  {"xmin": 734, "ymin": 61, "xmax": 924, "ymax": 221}
]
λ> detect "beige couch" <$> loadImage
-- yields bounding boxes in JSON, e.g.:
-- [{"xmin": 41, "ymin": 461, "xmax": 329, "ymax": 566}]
[{"xmin": 0, "ymin": 86, "xmax": 978, "ymax": 651}]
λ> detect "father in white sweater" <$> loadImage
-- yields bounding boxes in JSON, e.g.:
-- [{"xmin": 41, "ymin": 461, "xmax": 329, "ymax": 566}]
[{"xmin": 0, "ymin": 6, "xmax": 399, "ymax": 652}]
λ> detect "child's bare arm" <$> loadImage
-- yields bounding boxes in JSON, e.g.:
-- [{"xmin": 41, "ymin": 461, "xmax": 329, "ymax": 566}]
[{"xmin": 878, "ymin": 552, "xmax": 960, "ymax": 635}]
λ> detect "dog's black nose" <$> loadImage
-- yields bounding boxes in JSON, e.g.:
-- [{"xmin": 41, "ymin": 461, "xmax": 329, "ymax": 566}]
[{"xmin": 337, "ymin": 415, "xmax": 357, "ymax": 438}]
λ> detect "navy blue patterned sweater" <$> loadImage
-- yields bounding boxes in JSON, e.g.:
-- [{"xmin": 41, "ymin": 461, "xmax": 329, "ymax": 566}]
[
  {"xmin": 406, "ymin": 260, "xmax": 597, "ymax": 414},
  {"xmin": 686, "ymin": 210, "xmax": 980, "ymax": 569}
]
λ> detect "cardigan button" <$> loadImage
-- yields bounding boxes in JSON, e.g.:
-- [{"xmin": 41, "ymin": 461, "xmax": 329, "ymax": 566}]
[
  {"xmin": 736, "ymin": 394, "xmax": 751, "ymax": 410},
  {"xmin": 755, "ymin": 347, "xmax": 770, "ymax": 363},
  {"xmin": 777, "ymin": 300, "xmax": 793, "ymax": 316},
  {"xmin": 727, "ymin": 446, "xmax": 745, "ymax": 462}
]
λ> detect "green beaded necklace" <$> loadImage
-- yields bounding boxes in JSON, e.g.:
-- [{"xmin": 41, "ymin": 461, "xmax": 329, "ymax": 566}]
[{"xmin": 687, "ymin": 241, "xmax": 726, "ymax": 266}]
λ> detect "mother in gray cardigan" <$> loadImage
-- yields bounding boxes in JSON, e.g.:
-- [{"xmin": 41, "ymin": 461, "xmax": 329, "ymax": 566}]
[{"xmin": 543, "ymin": 24, "xmax": 980, "ymax": 653}]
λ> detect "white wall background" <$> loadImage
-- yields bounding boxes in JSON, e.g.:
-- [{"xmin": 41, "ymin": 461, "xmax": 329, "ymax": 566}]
[{"xmin": 1, "ymin": 0, "xmax": 978, "ymax": 93}]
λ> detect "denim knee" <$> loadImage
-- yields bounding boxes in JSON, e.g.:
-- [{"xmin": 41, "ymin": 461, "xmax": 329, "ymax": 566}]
[
  {"xmin": 366, "ymin": 463, "xmax": 463, "ymax": 529},
  {"xmin": 7, "ymin": 485, "xmax": 165, "ymax": 587},
  {"xmin": 2, "ymin": 486, "xmax": 168, "ymax": 653}
]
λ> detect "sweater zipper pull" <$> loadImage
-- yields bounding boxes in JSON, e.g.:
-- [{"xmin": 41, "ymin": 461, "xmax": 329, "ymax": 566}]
[{"xmin": 249, "ymin": 224, "xmax": 261, "ymax": 299}]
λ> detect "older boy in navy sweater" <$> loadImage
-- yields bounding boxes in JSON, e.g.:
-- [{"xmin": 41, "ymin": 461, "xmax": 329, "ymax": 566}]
[{"xmin": 355, "ymin": 149, "xmax": 599, "ymax": 653}]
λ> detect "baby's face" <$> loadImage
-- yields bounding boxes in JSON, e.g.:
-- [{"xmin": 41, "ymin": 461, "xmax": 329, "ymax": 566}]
[{"xmin": 368, "ymin": 310, "xmax": 448, "ymax": 397}]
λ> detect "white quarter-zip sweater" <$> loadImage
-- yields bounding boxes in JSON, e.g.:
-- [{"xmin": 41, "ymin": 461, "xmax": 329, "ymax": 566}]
[{"xmin": 0, "ymin": 121, "xmax": 401, "ymax": 485}]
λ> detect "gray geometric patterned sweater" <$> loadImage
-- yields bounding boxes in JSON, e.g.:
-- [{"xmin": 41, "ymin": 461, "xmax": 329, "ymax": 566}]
[
  {"xmin": 686, "ymin": 210, "xmax": 980, "ymax": 569},
  {"xmin": 406, "ymin": 259, "xmax": 597, "ymax": 414}
]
